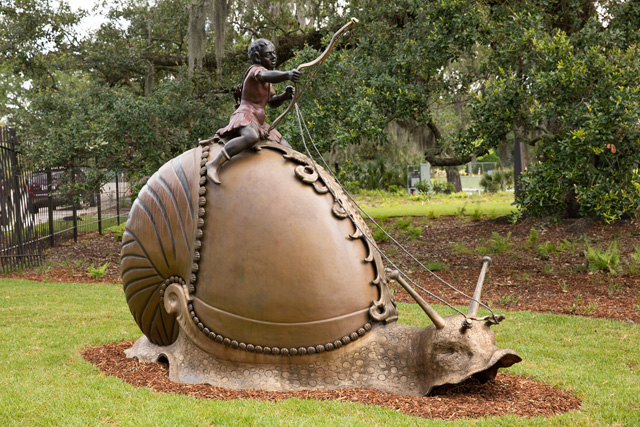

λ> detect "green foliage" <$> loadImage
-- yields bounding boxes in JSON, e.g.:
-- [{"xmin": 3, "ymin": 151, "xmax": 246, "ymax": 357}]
[
  {"xmin": 106, "ymin": 223, "xmax": 127, "ymax": 242},
  {"xmin": 414, "ymin": 180, "xmax": 431, "ymax": 194},
  {"xmin": 627, "ymin": 247, "xmax": 640, "ymax": 275},
  {"xmin": 476, "ymin": 232, "xmax": 512, "ymax": 255},
  {"xmin": 20, "ymin": 72, "xmax": 222, "ymax": 184},
  {"xmin": 430, "ymin": 180, "xmax": 456, "ymax": 195},
  {"xmin": 470, "ymin": 207, "xmax": 483, "ymax": 221},
  {"xmin": 528, "ymin": 227, "xmax": 539, "ymax": 247},
  {"xmin": 479, "ymin": 170, "xmax": 514, "ymax": 193},
  {"xmin": 449, "ymin": 241, "xmax": 473, "ymax": 255},
  {"xmin": 393, "ymin": 217, "xmax": 411, "ymax": 230},
  {"xmin": 496, "ymin": 294, "xmax": 522, "ymax": 306},
  {"xmin": 87, "ymin": 262, "xmax": 110, "ymax": 279},
  {"xmin": 585, "ymin": 240, "xmax": 621, "ymax": 274},
  {"xmin": 372, "ymin": 226, "xmax": 391, "ymax": 243},
  {"xmin": 425, "ymin": 260, "xmax": 448, "ymax": 272},
  {"xmin": 402, "ymin": 225, "xmax": 422, "ymax": 240},
  {"xmin": 558, "ymin": 238, "xmax": 577, "ymax": 256},
  {"xmin": 455, "ymin": 203, "xmax": 468, "ymax": 218},
  {"xmin": 536, "ymin": 242, "xmax": 562, "ymax": 259}
]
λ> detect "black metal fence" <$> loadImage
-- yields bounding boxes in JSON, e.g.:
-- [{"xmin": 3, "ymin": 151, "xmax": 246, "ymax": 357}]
[{"xmin": 0, "ymin": 127, "xmax": 132, "ymax": 272}]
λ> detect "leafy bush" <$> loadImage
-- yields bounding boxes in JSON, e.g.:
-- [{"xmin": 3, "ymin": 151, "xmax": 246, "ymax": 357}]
[
  {"xmin": 403, "ymin": 225, "xmax": 422, "ymax": 240},
  {"xmin": 480, "ymin": 170, "xmax": 514, "ymax": 193},
  {"xmin": 106, "ymin": 223, "xmax": 127, "ymax": 242},
  {"xmin": 477, "ymin": 232, "xmax": 512, "ymax": 255},
  {"xmin": 536, "ymin": 242, "xmax": 560, "ymax": 259},
  {"xmin": 425, "ymin": 260, "xmax": 449, "ymax": 271},
  {"xmin": 585, "ymin": 241, "xmax": 621, "ymax": 274},
  {"xmin": 372, "ymin": 226, "xmax": 391, "ymax": 243},
  {"xmin": 627, "ymin": 247, "xmax": 640, "ymax": 275},
  {"xmin": 87, "ymin": 262, "xmax": 110, "ymax": 279},
  {"xmin": 528, "ymin": 227, "xmax": 539, "ymax": 247},
  {"xmin": 393, "ymin": 217, "xmax": 412, "ymax": 230},
  {"xmin": 431, "ymin": 180, "xmax": 456, "ymax": 194},
  {"xmin": 415, "ymin": 180, "xmax": 431, "ymax": 194}
]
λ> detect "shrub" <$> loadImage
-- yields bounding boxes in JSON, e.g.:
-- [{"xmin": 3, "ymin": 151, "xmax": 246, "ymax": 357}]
[
  {"xmin": 627, "ymin": 247, "xmax": 640, "ymax": 275},
  {"xmin": 536, "ymin": 242, "xmax": 560, "ymax": 259},
  {"xmin": 480, "ymin": 170, "xmax": 514, "ymax": 193},
  {"xmin": 372, "ymin": 226, "xmax": 391, "ymax": 242},
  {"xmin": 425, "ymin": 260, "xmax": 449, "ymax": 271},
  {"xmin": 87, "ymin": 262, "xmax": 110, "ymax": 279},
  {"xmin": 403, "ymin": 225, "xmax": 422, "ymax": 240},
  {"xmin": 431, "ymin": 180, "xmax": 456, "ymax": 194},
  {"xmin": 106, "ymin": 223, "xmax": 127, "ymax": 242},
  {"xmin": 585, "ymin": 240, "xmax": 621, "ymax": 274},
  {"xmin": 477, "ymin": 232, "xmax": 512, "ymax": 255},
  {"xmin": 528, "ymin": 227, "xmax": 539, "ymax": 247},
  {"xmin": 393, "ymin": 217, "xmax": 412, "ymax": 230}
]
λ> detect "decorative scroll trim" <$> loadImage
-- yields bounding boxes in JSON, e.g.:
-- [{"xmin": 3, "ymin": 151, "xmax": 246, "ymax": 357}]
[{"xmin": 255, "ymin": 141, "xmax": 398, "ymax": 324}]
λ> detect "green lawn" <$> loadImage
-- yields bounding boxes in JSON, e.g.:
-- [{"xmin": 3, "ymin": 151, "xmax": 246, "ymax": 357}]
[
  {"xmin": 356, "ymin": 191, "xmax": 516, "ymax": 219},
  {"xmin": 1, "ymin": 278, "xmax": 638, "ymax": 426}
]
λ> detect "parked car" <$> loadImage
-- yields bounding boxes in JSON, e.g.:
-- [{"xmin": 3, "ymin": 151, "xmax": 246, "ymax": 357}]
[{"xmin": 26, "ymin": 169, "xmax": 96, "ymax": 214}]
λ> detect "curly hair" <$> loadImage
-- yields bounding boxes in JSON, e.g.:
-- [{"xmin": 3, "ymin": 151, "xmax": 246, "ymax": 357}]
[{"xmin": 248, "ymin": 38, "xmax": 273, "ymax": 62}]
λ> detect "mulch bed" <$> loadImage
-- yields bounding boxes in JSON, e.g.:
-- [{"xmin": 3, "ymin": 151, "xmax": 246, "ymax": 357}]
[{"xmin": 83, "ymin": 341, "xmax": 581, "ymax": 420}]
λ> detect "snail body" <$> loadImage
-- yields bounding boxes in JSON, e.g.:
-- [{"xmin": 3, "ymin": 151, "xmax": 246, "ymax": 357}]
[{"xmin": 122, "ymin": 141, "xmax": 520, "ymax": 396}]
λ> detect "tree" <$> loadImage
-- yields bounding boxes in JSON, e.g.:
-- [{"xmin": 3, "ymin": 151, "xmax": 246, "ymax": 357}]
[{"xmin": 461, "ymin": 0, "xmax": 640, "ymax": 221}]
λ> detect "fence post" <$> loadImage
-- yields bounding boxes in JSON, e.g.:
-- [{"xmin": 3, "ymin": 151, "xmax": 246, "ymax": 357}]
[
  {"xmin": 71, "ymin": 168, "xmax": 78, "ymax": 242},
  {"xmin": 47, "ymin": 168, "xmax": 54, "ymax": 247},
  {"xmin": 97, "ymin": 185, "xmax": 102, "ymax": 235},
  {"xmin": 115, "ymin": 172, "xmax": 121, "ymax": 225},
  {"xmin": 9, "ymin": 129, "xmax": 24, "ymax": 269}
]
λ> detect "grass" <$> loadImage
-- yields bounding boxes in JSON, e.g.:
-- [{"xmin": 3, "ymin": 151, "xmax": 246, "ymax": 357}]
[
  {"xmin": 358, "ymin": 192, "xmax": 515, "ymax": 219},
  {"xmin": 1, "ymin": 278, "xmax": 639, "ymax": 426}
]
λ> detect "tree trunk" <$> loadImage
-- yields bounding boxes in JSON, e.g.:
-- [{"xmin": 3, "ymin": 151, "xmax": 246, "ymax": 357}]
[
  {"xmin": 211, "ymin": 0, "xmax": 229, "ymax": 77},
  {"xmin": 188, "ymin": 0, "xmax": 207, "ymax": 75},
  {"xmin": 144, "ymin": 63, "xmax": 154, "ymax": 97},
  {"xmin": 446, "ymin": 166, "xmax": 462, "ymax": 192},
  {"xmin": 564, "ymin": 186, "xmax": 580, "ymax": 218}
]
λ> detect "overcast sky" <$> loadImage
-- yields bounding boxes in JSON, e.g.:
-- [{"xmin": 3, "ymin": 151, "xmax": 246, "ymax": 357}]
[{"xmin": 65, "ymin": 0, "xmax": 109, "ymax": 34}]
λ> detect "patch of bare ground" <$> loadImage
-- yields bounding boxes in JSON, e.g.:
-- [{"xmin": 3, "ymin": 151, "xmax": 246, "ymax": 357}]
[{"xmin": 83, "ymin": 341, "xmax": 581, "ymax": 420}]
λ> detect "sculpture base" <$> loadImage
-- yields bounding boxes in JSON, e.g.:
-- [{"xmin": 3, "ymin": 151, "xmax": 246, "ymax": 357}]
[{"xmin": 125, "ymin": 324, "xmax": 428, "ymax": 395}]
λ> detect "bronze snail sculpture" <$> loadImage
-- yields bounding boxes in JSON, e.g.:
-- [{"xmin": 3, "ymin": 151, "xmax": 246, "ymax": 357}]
[{"xmin": 121, "ymin": 141, "xmax": 521, "ymax": 396}]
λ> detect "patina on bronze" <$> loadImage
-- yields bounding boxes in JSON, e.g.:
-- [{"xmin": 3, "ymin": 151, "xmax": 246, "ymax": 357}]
[{"xmin": 121, "ymin": 19, "xmax": 521, "ymax": 396}]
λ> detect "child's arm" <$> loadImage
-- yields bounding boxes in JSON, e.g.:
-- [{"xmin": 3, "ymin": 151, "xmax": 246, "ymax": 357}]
[
  {"xmin": 269, "ymin": 86, "xmax": 295, "ymax": 108},
  {"xmin": 257, "ymin": 69, "xmax": 300, "ymax": 84}
]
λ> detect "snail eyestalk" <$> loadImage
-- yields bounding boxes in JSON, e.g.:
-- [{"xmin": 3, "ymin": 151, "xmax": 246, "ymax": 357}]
[
  {"xmin": 468, "ymin": 256, "xmax": 492, "ymax": 317},
  {"xmin": 389, "ymin": 270, "xmax": 445, "ymax": 329}
]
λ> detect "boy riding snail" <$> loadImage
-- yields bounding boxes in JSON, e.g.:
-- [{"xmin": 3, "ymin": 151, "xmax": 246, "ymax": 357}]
[{"xmin": 206, "ymin": 38, "xmax": 301, "ymax": 184}]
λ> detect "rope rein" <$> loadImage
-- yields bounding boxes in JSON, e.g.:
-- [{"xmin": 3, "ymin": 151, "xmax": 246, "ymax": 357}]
[{"xmin": 292, "ymin": 103, "xmax": 497, "ymax": 319}]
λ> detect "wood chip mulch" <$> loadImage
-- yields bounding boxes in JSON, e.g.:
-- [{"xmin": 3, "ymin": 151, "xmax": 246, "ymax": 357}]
[{"xmin": 83, "ymin": 341, "xmax": 581, "ymax": 420}]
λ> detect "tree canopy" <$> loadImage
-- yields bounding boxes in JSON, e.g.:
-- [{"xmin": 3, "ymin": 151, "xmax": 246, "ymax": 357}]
[{"xmin": 1, "ymin": 0, "xmax": 639, "ymax": 221}]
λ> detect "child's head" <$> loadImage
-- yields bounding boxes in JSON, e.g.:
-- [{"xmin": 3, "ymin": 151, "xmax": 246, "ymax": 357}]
[{"xmin": 248, "ymin": 38, "xmax": 276, "ymax": 69}]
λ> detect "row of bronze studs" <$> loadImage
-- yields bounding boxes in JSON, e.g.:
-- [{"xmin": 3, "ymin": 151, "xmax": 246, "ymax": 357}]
[{"xmin": 188, "ymin": 300, "xmax": 372, "ymax": 356}]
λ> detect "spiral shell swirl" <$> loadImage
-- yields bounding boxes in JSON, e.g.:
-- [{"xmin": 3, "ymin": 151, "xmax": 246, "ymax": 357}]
[{"xmin": 121, "ymin": 147, "xmax": 201, "ymax": 346}]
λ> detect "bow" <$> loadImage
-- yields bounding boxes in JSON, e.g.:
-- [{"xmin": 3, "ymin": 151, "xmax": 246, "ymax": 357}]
[{"xmin": 268, "ymin": 17, "xmax": 359, "ymax": 132}]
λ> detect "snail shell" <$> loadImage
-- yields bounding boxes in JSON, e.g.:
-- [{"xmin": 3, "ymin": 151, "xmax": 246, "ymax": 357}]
[{"xmin": 122, "ymin": 142, "xmax": 397, "ymax": 351}]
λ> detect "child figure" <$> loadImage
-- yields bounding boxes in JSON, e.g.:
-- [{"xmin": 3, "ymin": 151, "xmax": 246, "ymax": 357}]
[{"xmin": 207, "ymin": 38, "xmax": 301, "ymax": 184}]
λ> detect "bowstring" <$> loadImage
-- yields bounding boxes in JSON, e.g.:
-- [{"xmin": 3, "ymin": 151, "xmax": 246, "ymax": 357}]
[{"xmin": 293, "ymin": 103, "xmax": 497, "ymax": 319}]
